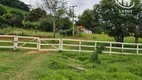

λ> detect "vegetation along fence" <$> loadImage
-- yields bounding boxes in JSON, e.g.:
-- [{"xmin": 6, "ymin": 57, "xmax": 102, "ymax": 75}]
[{"xmin": 0, "ymin": 35, "xmax": 142, "ymax": 55}]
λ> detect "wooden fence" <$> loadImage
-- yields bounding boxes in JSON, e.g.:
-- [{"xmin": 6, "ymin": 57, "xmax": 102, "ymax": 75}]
[{"xmin": 0, "ymin": 35, "xmax": 142, "ymax": 55}]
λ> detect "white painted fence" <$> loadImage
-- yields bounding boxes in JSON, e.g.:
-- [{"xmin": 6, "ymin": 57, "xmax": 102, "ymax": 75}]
[{"xmin": 0, "ymin": 35, "xmax": 142, "ymax": 55}]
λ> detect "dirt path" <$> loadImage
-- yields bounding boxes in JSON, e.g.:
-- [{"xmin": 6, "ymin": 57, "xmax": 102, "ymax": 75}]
[{"xmin": 16, "ymin": 52, "xmax": 51, "ymax": 80}]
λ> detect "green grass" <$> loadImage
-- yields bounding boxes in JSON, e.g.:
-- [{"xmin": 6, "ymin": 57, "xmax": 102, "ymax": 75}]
[
  {"xmin": 0, "ymin": 4, "xmax": 27, "ymax": 14},
  {"xmin": 0, "ymin": 50, "xmax": 142, "ymax": 80},
  {"xmin": 82, "ymin": 33, "xmax": 142, "ymax": 43}
]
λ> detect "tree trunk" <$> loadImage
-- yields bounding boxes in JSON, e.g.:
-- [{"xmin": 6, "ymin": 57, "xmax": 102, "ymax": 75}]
[
  {"xmin": 135, "ymin": 36, "xmax": 139, "ymax": 48},
  {"xmin": 135, "ymin": 36, "xmax": 139, "ymax": 44},
  {"xmin": 134, "ymin": 26, "xmax": 140, "ymax": 47},
  {"xmin": 114, "ymin": 35, "xmax": 124, "ymax": 47},
  {"xmin": 53, "ymin": 20, "xmax": 56, "ymax": 38},
  {"xmin": 114, "ymin": 35, "xmax": 124, "ymax": 43}
]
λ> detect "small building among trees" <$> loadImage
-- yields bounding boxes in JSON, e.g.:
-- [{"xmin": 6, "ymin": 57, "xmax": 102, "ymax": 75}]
[{"xmin": 77, "ymin": 26, "xmax": 92, "ymax": 34}]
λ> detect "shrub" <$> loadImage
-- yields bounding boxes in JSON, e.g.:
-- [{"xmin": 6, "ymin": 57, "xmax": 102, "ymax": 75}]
[
  {"xmin": 9, "ymin": 10, "xmax": 24, "ymax": 19},
  {"xmin": 22, "ymin": 21, "xmax": 40, "ymax": 29},
  {"xmin": 91, "ymin": 45, "xmax": 105, "ymax": 63},
  {"xmin": 39, "ymin": 19, "xmax": 52, "ymax": 32},
  {"xmin": 59, "ymin": 29, "xmax": 73, "ymax": 36}
]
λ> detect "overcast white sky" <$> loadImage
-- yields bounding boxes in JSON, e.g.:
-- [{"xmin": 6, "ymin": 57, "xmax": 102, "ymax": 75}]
[{"xmin": 20, "ymin": 0, "xmax": 101, "ymax": 15}]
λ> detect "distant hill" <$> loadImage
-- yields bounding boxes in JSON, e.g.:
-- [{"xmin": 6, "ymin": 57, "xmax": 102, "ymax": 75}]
[
  {"xmin": 0, "ymin": 4, "xmax": 28, "ymax": 14},
  {"xmin": 0, "ymin": 0, "xmax": 29, "ymax": 11}
]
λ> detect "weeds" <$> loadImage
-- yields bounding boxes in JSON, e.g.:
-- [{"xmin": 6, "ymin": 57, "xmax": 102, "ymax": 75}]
[{"xmin": 91, "ymin": 45, "xmax": 105, "ymax": 63}]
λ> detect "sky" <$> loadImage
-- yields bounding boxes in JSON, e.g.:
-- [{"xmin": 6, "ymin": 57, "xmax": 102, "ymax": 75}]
[{"xmin": 20, "ymin": 0, "xmax": 101, "ymax": 15}]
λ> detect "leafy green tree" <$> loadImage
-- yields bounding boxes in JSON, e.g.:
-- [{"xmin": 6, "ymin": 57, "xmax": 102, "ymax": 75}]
[
  {"xmin": 0, "ymin": 16, "xmax": 6, "ymax": 28},
  {"xmin": 0, "ymin": 5, "xmax": 7, "ymax": 16},
  {"xmin": 25, "ymin": 8, "xmax": 46, "ymax": 22},
  {"xmin": 96, "ymin": 0, "xmax": 134, "ymax": 42},
  {"xmin": 76, "ymin": 7, "xmax": 102, "ymax": 33},
  {"xmin": 58, "ymin": 17, "xmax": 72, "ymax": 36},
  {"xmin": 3, "ymin": 13, "xmax": 22, "ymax": 27},
  {"xmin": 131, "ymin": 2, "xmax": 142, "ymax": 43},
  {"xmin": 76, "ymin": 9, "xmax": 94, "ymax": 30},
  {"xmin": 9, "ymin": 10, "xmax": 24, "ymax": 19},
  {"xmin": 39, "ymin": 17, "xmax": 53, "ymax": 32}
]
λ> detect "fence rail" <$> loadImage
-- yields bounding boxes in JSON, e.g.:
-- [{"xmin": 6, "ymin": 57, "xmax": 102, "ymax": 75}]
[{"xmin": 0, "ymin": 35, "xmax": 142, "ymax": 55}]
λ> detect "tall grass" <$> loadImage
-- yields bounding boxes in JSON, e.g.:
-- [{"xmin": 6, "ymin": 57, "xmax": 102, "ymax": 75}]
[{"xmin": 0, "ymin": 27, "xmax": 61, "ymax": 38}]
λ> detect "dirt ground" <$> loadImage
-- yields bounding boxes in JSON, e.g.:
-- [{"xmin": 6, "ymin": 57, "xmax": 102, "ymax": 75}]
[{"xmin": 26, "ymin": 50, "xmax": 50, "ymax": 54}]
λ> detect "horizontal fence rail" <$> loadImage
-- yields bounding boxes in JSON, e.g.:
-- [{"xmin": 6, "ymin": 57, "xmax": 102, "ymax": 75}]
[{"xmin": 0, "ymin": 35, "xmax": 142, "ymax": 55}]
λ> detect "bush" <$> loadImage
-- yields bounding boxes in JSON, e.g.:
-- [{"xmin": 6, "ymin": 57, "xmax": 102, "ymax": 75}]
[
  {"xmin": 59, "ymin": 29, "xmax": 73, "ymax": 36},
  {"xmin": 39, "ymin": 19, "xmax": 52, "ymax": 32},
  {"xmin": 2, "ymin": 13, "xmax": 12, "ymax": 25},
  {"xmin": 91, "ymin": 45, "xmax": 105, "ymax": 63},
  {"xmin": 22, "ymin": 21, "xmax": 40, "ymax": 29},
  {"xmin": 9, "ymin": 10, "xmax": 24, "ymax": 19}
]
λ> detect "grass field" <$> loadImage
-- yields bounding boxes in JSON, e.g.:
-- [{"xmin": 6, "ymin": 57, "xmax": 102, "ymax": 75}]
[{"xmin": 0, "ymin": 49, "xmax": 142, "ymax": 80}]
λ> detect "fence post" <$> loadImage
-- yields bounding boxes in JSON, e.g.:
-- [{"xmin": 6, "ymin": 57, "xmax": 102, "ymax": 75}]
[
  {"xmin": 14, "ymin": 36, "xmax": 18, "ymax": 51},
  {"xmin": 110, "ymin": 43, "xmax": 112, "ymax": 55},
  {"xmin": 122, "ymin": 43, "xmax": 124, "ymax": 53},
  {"xmin": 79, "ymin": 40, "xmax": 81, "ymax": 53},
  {"xmin": 94, "ymin": 42, "xmax": 97, "ymax": 50},
  {"xmin": 59, "ymin": 39, "xmax": 63, "ymax": 51},
  {"xmin": 37, "ymin": 38, "xmax": 40, "ymax": 50},
  {"xmin": 137, "ymin": 43, "xmax": 139, "ymax": 55}
]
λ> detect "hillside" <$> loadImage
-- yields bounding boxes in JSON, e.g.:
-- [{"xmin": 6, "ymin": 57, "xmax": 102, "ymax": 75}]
[{"xmin": 0, "ymin": 4, "xmax": 28, "ymax": 14}]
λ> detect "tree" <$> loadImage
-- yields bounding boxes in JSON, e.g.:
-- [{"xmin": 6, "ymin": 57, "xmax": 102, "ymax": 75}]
[
  {"xmin": 10, "ymin": 10, "xmax": 24, "ymax": 19},
  {"xmin": 39, "ymin": 16, "xmax": 53, "ymax": 32},
  {"xmin": 42, "ymin": 0, "xmax": 67, "ymax": 38},
  {"xmin": 25, "ymin": 8, "xmax": 46, "ymax": 22},
  {"xmin": 76, "ymin": 9, "xmax": 94, "ymax": 30},
  {"xmin": 0, "ymin": 5, "xmax": 7, "ymax": 16},
  {"xmin": 3, "ymin": 12, "xmax": 23, "ymax": 27},
  {"xmin": 96, "ymin": 0, "xmax": 136, "ymax": 42},
  {"xmin": 0, "ymin": 16, "xmax": 6, "ymax": 28},
  {"xmin": 76, "ymin": 8, "xmax": 102, "ymax": 33}
]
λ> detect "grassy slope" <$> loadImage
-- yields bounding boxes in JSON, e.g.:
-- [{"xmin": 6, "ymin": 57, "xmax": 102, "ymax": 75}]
[
  {"xmin": 0, "ymin": 50, "xmax": 142, "ymax": 80},
  {"xmin": 0, "ymin": 4, "xmax": 27, "ymax": 14}
]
